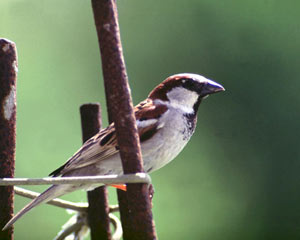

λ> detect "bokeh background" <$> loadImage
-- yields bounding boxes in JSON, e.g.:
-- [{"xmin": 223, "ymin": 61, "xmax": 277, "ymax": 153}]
[{"xmin": 1, "ymin": 0, "xmax": 300, "ymax": 239}]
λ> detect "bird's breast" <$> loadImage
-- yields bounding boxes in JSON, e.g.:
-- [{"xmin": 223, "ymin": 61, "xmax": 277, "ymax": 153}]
[{"xmin": 141, "ymin": 109, "xmax": 197, "ymax": 172}]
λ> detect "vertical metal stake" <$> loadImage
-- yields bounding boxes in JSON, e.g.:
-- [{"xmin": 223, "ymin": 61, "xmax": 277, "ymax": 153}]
[
  {"xmin": 0, "ymin": 39, "xmax": 17, "ymax": 240},
  {"xmin": 80, "ymin": 104, "xmax": 111, "ymax": 240},
  {"xmin": 91, "ymin": 0, "xmax": 157, "ymax": 239}
]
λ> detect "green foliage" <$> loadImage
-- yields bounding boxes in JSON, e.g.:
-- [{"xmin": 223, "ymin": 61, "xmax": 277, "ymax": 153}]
[{"xmin": 1, "ymin": 0, "xmax": 299, "ymax": 239}]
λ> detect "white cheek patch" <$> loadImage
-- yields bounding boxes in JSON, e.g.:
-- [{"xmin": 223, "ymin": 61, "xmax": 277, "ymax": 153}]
[{"xmin": 166, "ymin": 87, "xmax": 198, "ymax": 114}]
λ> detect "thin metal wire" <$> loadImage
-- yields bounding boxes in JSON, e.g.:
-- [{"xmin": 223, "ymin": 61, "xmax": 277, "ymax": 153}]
[
  {"xmin": 54, "ymin": 213, "xmax": 87, "ymax": 240},
  {"xmin": 0, "ymin": 173, "xmax": 151, "ymax": 186},
  {"xmin": 110, "ymin": 213, "xmax": 122, "ymax": 240}
]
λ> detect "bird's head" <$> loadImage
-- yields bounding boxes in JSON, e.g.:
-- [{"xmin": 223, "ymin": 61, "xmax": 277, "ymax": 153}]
[{"xmin": 149, "ymin": 73, "xmax": 225, "ymax": 113}]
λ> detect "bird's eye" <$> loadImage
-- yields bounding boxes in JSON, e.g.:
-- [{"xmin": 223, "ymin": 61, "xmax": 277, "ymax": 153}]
[{"xmin": 182, "ymin": 79, "xmax": 195, "ymax": 90}]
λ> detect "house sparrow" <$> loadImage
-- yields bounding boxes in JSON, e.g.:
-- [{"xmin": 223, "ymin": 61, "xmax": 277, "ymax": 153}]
[{"xmin": 3, "ymin": 73, "xmax": 224, "ymax": 230}]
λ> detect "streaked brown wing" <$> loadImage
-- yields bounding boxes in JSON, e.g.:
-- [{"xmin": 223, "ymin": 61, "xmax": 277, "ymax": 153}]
[{"xmin": 49, "ymin": 124, "xmax": 118, "ymax": 176}]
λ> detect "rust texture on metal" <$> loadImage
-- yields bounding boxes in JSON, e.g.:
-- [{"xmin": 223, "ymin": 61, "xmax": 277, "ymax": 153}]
[
  {"xmin": 91, "ymin": 0, "xmax": 157, "ymax": 239},
  {"xmin": 80, "ymin": 104, "xmax": 111, "ymax": 240},
  {"xmin": 116, "ymin": 190, "xmax": 130, "ymax": 236},
  {"xmin": 0, "ymin": 39, "xmax": 17, "ymax": 240}
]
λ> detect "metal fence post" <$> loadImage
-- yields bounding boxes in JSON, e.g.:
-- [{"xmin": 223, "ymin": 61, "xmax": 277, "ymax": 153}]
[
  {"xmin": 91, "ymin": 0, "xmax": 157, "ymax": 239},
  {"xmin": 0, "ymin": 39, "xmax": 17, "ymax": 240},
  {"xmin": 80, "ymin": 104, "xmax": 111, "ymax": 240}
]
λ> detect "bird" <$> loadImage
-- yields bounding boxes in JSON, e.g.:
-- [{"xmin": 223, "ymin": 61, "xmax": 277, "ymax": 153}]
[{"xmin": 3, "ymin": 73, "xmax": 224, "ymax": 230}]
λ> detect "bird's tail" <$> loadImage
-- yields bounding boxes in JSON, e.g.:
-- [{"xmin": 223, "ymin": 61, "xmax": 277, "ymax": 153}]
[{"xmin": 2, "ymin": 184, "xmax": 73, "ymax": 230}]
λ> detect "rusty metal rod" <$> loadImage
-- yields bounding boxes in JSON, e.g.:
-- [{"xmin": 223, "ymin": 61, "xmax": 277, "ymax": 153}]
[
  {"xmin": 91, "ymin": 0, "xmax": 157, "ymax": 239},
  {"xmin": 0, "ymin": 38, "xmax": 17, "ymax": 240},
  {"xmin": 80, "ymin": 103, "xmax": 111, "ymax": 240}
]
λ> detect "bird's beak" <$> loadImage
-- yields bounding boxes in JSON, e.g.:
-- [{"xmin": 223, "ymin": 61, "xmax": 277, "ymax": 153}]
[{"xmin": 201, "ymin": 79, "xmax": 225, "ymax": 97}]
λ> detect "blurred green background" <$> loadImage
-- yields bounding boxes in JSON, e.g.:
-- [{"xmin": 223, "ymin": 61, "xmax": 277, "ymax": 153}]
[{"xmin": 1, "ymin": 0, "xmax": 300, "ymax": 239}]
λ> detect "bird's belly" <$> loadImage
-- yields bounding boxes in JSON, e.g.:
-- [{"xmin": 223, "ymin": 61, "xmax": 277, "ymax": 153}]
[
  {"xmin": 95, "ymin": 131, "xmax": 189, "ymax": 175},
  {"xmin": 141, "ymin": 125, "xmax": 190, "ymax": 173}
]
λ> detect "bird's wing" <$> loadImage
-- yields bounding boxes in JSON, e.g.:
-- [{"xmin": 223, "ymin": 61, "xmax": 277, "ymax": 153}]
[
  {"xmin": 49, "ymin": 124, "xmax": 118, "ymax": 176},
  {"xmin": 49, "ymin": 99, "xmax": 168, "ymax": 177}
]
